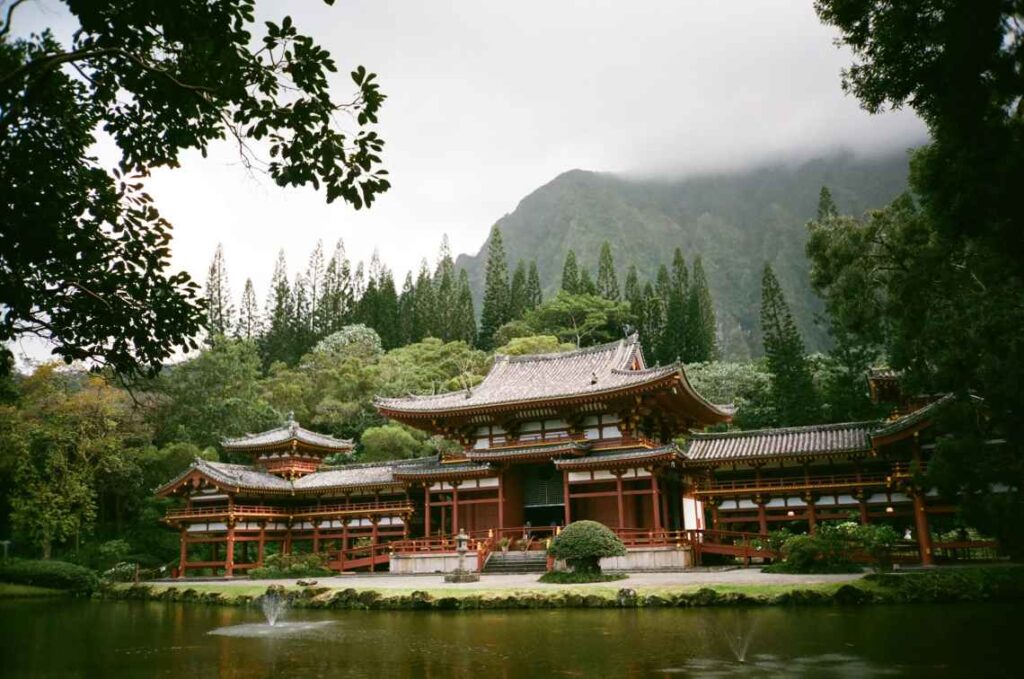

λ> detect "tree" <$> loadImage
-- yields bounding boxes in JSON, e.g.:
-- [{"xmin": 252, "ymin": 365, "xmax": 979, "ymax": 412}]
[
  {"xmin": 817, "ymin": 186, "xmax": 837, "ymax": 221},
  {"xmin": 813, "ymin": 1, "xmax": 1024, "ymax": 554},
  {"xmin": 509, "ymin": 260, "xmax": 529, "ymax": 319},
  {"xmin": 377, "ymin": 338, "xmax": 490, "ymax": 399},
  {"xmin": 454, "ymin": 269, "xmax": 477, "ymax": 344},
  {"xmin": 260, "ymin": 250, "xmax": 294, "ymax": 367},
  {"xmin": 578, "ymin": 267, "xmax": 598, "ymax": 296},
  {"xmin": 306, "ymin": 240, "xmax": 326, "ymax": 338},
  {"xmin": 624, "ymin": 265, "xmax": 642, "ymax": 314},
  {"xmin": 495, "ymin": 335, "xmax": 575, "ymax": 356},
  {"xmin": 760, "ymin": 264, "xmax": 817, "ymax": 426},
  {"xmin": 203, "ymin": 244, "xmax": 234, "ymax": 339},
  {"xmin": 359, "ymin": 424, "xmax": 432, "ymax": 462},
  {"xmin": 0, "ymin": 0, "xmax": 389, "ymax": 378},
  {"xmin": 686, "ymin": 360, "xmax": 776, "ymax": 430},
  {"xmin": 236, "ymin": 278, "xmax": 261, "ymax": 340},
  {"xmin": 524, "ymin": 292, "xmax": 633, "ymax": 348},
  {"xmin": 478, "ymin": 226, "xmax": 511, "ymax": 350},
  {"xmin": 397, "ymin": 272, "xmax": 417, "ymax": 346},
  {"xmin": 596, "ymin": 242, "xmax": 620, "ymax": 301},
  {"xmin": 433, "ymin": 236, "xmax": 457, "ymax": 341},
  {"xmin": 412, "ymin": 260, "xmax": 436, "ymax": 341},
  {"xmin": 547, "ymin": 520, "xmax": 626, "ymax": 574},
  {"xmin": 685, "ymin": 256, "xmax": 717, "ymax": 362},
  {"xmin": 525, "ymin": 261, "xmax": 543, "ymax": 310},
  {"xmin": 154, "ymin": 339, "xmax": 278, "ymax": 450},
  {"xmin": 561, "ymin": 250, "xmax": 580, "ymax": 294}
]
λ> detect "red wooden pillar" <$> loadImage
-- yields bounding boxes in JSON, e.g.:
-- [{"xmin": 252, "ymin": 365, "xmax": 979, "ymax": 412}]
[
  {"xmin": 562, "ymin": 471, "xmax": 571, "ymax": 525},
  {"xmin": 370, "ymin": 519, "xmax": 379, "ymax": 573},
  {"xmin": 660, "ymin": 480, "xmax": 670, "ymax": 531},
  {"xmin": 913, "ymin": 492, "xmax": 934, "ymax": 566},
  {"xmin": 806, "ymin": 497, "xmax": 817, "ymax": 535},
  {"xmin": 424, "ymin": 485, "xmax": 432, "ymax": 537},
  {"xmin": 283, "ymin": 524, "xmax": 292, "ymax": 555},
  {"xmin": 452, "ymin": 482, "xmax": 460, "ymax": 534},
  {"xmin": 615, "ymin": 473, "xmax": 625, "ymax": 529},
  {"xmin": 498, "ymin": 473, "xmax": 506, "ymax": 530},
  {"xmin": 858, "ymin": 500, "xmax": 870, "ymax": 525},
  {"xmin": 757, "ymin": 502, "xmax": 768, "ymax": 535},
  {"xmin": 341, "ymin": 522, "xmax": 349, "ymax": 570},
  {"xmin": 225, "ymin": 522, "xmax": 235, "ymax": 577},
  {"xmin": 257, "ymin": 524, "xmax": 266, "ymax": 567},
  {"xmin": 710, "ymin": 502, "xmax": 719, "ymax": 531},
  {"xmin": 312, "ymin": 521, "xmax": 321, "ymax": 554},
  {"xmin": 650, "ymin": 473, "xmax": 662, "ymax": 533},
  {"xmin": 178, "ymin": 527, "xmax": 187, "ymax": 578}
]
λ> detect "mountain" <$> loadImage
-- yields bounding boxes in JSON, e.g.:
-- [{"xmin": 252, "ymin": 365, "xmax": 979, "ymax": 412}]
[{"xmin": 455, "ymin": 151, "xmax": 911, "ymax": 359}]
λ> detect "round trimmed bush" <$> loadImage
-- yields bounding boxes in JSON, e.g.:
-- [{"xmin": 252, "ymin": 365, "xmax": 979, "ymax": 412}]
[{"xmin": 548, "ymin": 521, "xmax": 626, "ymax": 574}]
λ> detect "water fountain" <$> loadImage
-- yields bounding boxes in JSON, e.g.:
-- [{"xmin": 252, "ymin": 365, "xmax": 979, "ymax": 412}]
[{"xmin": 261, "ymin": 591, "xmax": 287, "ymax": 627}]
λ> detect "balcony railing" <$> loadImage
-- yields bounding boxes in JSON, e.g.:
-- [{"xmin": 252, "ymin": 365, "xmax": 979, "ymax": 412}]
[
  {"xmin": 692, "ymin": 469, "xmax": 915, "ymax": 497},
  {"xmin": 164, "ymin": 500, "xmax": 414, "ymax": 522}
]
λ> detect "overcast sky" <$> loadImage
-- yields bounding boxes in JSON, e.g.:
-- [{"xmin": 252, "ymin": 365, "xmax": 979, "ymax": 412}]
[{"xmin": 18, "ymin": 0, "xmax": 925, "ymax": 307}]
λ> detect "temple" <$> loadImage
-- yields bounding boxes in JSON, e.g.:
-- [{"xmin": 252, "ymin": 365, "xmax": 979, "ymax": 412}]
[{"xmin": 157, "ymin": 334, "xmax": 985, "ymax": 576}]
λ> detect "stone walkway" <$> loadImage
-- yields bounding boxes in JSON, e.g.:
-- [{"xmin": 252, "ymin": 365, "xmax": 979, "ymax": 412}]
[{"xmin": 177, "ymin": 569, "xmax": 865, "ymax": 591}]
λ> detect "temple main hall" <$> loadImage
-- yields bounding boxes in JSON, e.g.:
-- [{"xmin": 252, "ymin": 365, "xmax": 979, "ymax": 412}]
[{"xmin": 158, "ymin": 334, "xmax": 966, "ymax": 575}]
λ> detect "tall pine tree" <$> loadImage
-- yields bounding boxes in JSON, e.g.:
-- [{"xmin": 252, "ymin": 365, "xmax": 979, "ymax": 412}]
[
  {"xmin": 525, "ymin": 261, "xmax": 543, "ymax": 310},
  {"xmin": 653, "ymin": 264, "xmax": 673, "ymax": 363},
  {"xmin": 561, "ymin": 250, "xmax": 580, "ymax": 294},
  {"xmin": 508, "ymin": 259, "xmax": 529, "ymax": 319},
  {"xmin": 433, "ymin": 236, "xmax": 457, "ymax": 340},
  {"xmin": 478, "ymin": 225, "xmax": 510, "ymax": 350},
  {"xmin": 760, "ymin": 263, "xmax": 817, "ymax": 425},
  {"xmin": 455, "ymin": 269, "xmax": 477, "ymax": 344},
  {"xmin": 306, "ymin": 240, "xmax": 326, "ymax": 339},
  {"xmin": 412, "ymin": 259, "xmax": 436, "ymax": 341},
  {"xmin": 397, "ymin": 271, "xmax": 417, "ymax": 346},
  {"xmin": 260, "ymin": 250, "xmax": 293, "ymax": 367},
  {"xmin": 685, "ymin": 256, "xmax": 717, "ymax": 362},
  {"xmin": 236, "ymin": 278, "xmax": 261, "ymax": 340},
  {"xmin": 578, "ymin": 267, "xmax": 597, "ymax": 296},
  {"xmin": 204, "ymin": 244, "xmax": 234, "ymax": 339},
  {"xmin": 596, "ymin": 242, "xmax": 620, "ymax": 300},
  {"xmin": 376, "ymin": 268, "xmax": 401, "ymax": 349},
  {"xmin": 624, "ymin": 265, "xmax": 641, "ymax": 311},
  {"xmin": 816, "ymin": 186, "xmax": 838, "ymax": 221}
]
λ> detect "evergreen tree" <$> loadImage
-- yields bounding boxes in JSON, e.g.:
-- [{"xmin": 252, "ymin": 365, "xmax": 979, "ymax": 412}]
[
  {"xmin": 203, "ymin": 244, "xmax": 234, "ymax": 338},
  {"xmin": 760, "ymin": 263, "xmax": 817, "ymax": 425},
  {"xmin": 290, "ymin": 273, "xmax": 314, "ymax": 358},
  {"xmin": 352, "ymin": 261, "xmax": 365, "ymax": 302},
  {"xmin": 412, "ymin": 259, "xmax": 436, "ymax": 341},
  {"xmin": 670, "ymin": 248, "xmax": 689, "ymax": 296},
  {"xmin": 653, "ymin": 264, "xmax": 673, "ymax": 363},
  {"xmin": 478, "ymin": 226, "xmax": 511, "ymax": 349},
  {"xmin": 525, "ymin": 261, "xmax": 543, "ymax": 309},
  {"xmin": 236, "ymin": 278, "xmax": 261, "ymax": 340},
  {"xmin": 817, "ymin": 186, "xmax": 838, "ymax": 221},
  {"xmin": 306, "ymin": 240, "xmax": 326, "ymax": 338},
  {"xmin": 624, "ymin": 265, "xmax": 641, "ymax": 312},
  {"xmin": 317, "ymin": 239, "xmax": 352, "ymax": 334},
  {"xmin": 561, "ymin": 250, "xmax": 580, "ymax": 294},
  {"xmin": 260, "ymin": 250, "xmax": 293, "ymax": 367},
  {"xmin": 596, "ymin": 242, "xmax": 620, "ymax": 300},
  {"xmin": 433, "ymin": 236, "xmax": 457, "ymax": 340},
  {"xmin": 454, "ymin": 269, "xmax": 477, "ymax": 344},
  {"xmin": 578, "ymin": 267, "xmax": 598, "ymax": 296},
  {"xmin": 509, "ymin": 259, "xmax": 529, "ymax": 319},
  {"xmin": 686, "ymin": 256, "xmax": 717, "ymax": 362},
  {"xmin": 397, "ymin": 272, "xmax": 416, "ymax": 346},
  {"xmin": 376, "ymin": 268, "xmax": 400, "ymax": 349}
]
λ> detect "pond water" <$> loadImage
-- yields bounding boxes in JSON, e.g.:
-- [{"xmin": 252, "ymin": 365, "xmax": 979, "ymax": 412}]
[{"xmin": 0, "ymin": 598, "xmax": 1016, "ymax": 678}]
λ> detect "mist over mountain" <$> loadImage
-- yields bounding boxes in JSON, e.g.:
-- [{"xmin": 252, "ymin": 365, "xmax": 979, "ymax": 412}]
[{"xmin": 455, "ymin": 151, "xmax": 911, "ymax": 359}]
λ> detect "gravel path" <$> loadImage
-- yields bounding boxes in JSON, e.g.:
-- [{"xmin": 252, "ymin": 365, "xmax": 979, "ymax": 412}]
[{"xmin": 174, "ymin": 569, "xmax": 865, "ymax": 591}]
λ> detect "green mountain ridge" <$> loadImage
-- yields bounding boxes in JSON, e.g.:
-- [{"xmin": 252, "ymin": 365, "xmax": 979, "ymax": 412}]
[{"xmin": 455, "ymin": 151, "xmax": 911, "ymax": 359}]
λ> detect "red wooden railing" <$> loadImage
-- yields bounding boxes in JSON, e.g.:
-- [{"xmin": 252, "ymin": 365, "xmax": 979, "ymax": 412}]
[{"xmin": 165, "ymin": 500, "xmax": 413, "ymax": 522}]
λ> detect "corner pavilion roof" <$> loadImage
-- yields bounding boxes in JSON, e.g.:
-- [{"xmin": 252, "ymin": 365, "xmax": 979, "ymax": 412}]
[
  {"xmin": 375, "ymin": 334, "xmax": 730, "ymax": 422},
  {"xmin": 222, "ymin": 415, "xmax": 354, "ymax": 453},
  {"xmin": 155, "ymin": 457, "xmax": 433, "ymax": 497}
]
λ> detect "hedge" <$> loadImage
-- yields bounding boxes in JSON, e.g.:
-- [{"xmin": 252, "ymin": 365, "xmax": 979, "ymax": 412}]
[{"xmin": 0, "ymin": 559, "xmax": 100, "ymax": 594}]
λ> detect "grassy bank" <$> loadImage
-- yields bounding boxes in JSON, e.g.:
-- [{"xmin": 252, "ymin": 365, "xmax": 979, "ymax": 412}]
[
  {"xmin": 0, "ymin": 583, "xmax": 67, "ymax": 599},
  {"xmin": 98, "ymin": 566, "xmax": 1024, "ymax": 611}
]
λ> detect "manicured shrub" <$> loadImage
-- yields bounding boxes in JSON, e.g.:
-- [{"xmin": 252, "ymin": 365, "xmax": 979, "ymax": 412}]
[
  {"xmin": 0, "ymin": 559, "xmax": 100, "ymax": 594},
  {"xmin": 538, "ymin": 571, "xmax": 628, "ymax": 584},
  {"xmin": 548, "ymin": 520, "xmax": 626, "ymax": 574},
  {"xmin": 249, "ymin": 552, "xmax": 332, "ymax": 579}
]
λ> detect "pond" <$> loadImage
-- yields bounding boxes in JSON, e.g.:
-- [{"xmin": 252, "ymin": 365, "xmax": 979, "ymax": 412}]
[{"xmin": 0, "ymin": 598, "xmax": 1016, "ymax": 678}]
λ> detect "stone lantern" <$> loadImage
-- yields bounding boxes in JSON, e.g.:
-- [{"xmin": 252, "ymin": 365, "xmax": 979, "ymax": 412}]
[{"xmin": 444, "ymin": 528, "xmax": 480, "ymax": 583}]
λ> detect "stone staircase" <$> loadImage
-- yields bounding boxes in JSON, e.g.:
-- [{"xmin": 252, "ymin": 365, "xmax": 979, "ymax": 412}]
[{"xmin": 483, "ymin": 550, "xmax": 548, "ymax": 574}]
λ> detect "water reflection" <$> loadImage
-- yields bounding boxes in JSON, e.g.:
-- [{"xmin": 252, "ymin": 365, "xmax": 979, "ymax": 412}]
[{"xmin": 0, "ymin": 599, "xmax": 1015, "ymax": 679}]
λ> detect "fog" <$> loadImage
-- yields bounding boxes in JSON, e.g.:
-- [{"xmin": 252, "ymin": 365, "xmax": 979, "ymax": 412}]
[{"xmin": 15, "ymin": 0, "xmax": 925, "ymax": 311}]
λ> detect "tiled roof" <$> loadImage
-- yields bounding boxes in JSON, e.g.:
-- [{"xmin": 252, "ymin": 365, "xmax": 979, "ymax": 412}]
[
  {"xmin": 684, "ymin": 422, "xmax": 876, "ymax": 463},
  {"xmin": 465, "ymin": 440, "xmax": 590, "ymax": 461},
  {"xmin": 222, "ymin": 417, "xmax": 354, "ymax": 452},
  {"xmin": 376, "ymin": 334, "xmax": 727, "ymax": 418},
  {"xmin": 392, "ymin": 458, "xmax": 494, "ymax": 480},
  {"xmin": 554, "ymin": 445, "xmax": 682, "ymax": 470},
  {"xmin": 156, "ymin": 457, "xmax": 428, "ymax": 496},
  {"xmin": 868, "ymin": 367, "xmax": 901, "ymax": 381}
]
